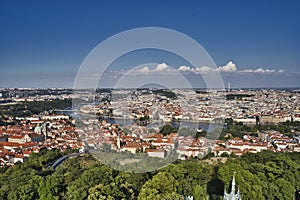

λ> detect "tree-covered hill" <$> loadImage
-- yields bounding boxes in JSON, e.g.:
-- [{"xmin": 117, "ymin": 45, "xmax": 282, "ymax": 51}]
[{"xmin": 0, "ymin": 150, "xmax": 299, "ymax": 200}]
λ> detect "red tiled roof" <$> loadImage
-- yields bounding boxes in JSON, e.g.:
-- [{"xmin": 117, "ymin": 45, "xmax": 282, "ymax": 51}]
[
  {"xmin": 14, "ymin": 154, "xmax": 25, "ymax": 158},
  {"xmin": 0, "ymin": 142, "xmax": 20, "ymax": 147},
  {"xmin": 122, "ymin": 142, "xmax": 141, "ymax": 148},
  {"xmin": 20, "ymin": 142, "xmax": 39, "ymax": 148},
  {"xmin": 145, "ymin": 148, "xmax": 164, "ymax": 153},
  {"xmin": 9, "ymin": 135, "xmax": 23, "ymax": 139}
]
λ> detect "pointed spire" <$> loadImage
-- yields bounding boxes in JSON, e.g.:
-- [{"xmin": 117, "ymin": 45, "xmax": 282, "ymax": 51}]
[
  {"xmin": 117, "ymin": 133, "xmax": 121, "ymax": 149},
  {"xmin": 237, "ymin": 186, "xmax": 241, "ymax": 199},
  {"xmin": 224, "ymin": 172, "xmax": 242, "ymax": 200},
  {"xmin": 231, "ymin": 171, "xmax": 236, "ymax": 194}
]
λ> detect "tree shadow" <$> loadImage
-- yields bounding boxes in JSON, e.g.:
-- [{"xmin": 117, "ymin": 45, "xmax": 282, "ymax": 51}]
[
  {"xmin": 207, "ymin": 166, "xmax": 224, "ymax": 199},
  {"xmin": 296, "ymin": 190, "xmax": 300, "ymax": 200}
]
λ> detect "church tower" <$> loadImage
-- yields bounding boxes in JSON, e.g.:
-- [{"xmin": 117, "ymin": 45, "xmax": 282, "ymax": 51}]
[
  {"xmin": 117, "ymin": 134, "xmax": 121, "ymax": 149},
  {"xmin": 34, "ymin": 124, "xmax": 42, "ymax": 134},
  {"xmin": 223, "ymin": 172, "xmax": 242, "ymax": 200},
  {"xmin": 41, "ymin": 122, "xmax": 48, "ymax": 139}
]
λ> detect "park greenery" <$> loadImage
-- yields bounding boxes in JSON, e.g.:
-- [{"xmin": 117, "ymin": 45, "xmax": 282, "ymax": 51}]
[
  {"xmin": 225, "ymin": 94, "xmax": 255, "ymax": 100},
  {"xmin": 0, "ymin": 99, "xmax": 72, "ymax": 118},
  {"xmin": 159, "ymin": 124, "xmax": 179, "ymax": 136},
  {"xmin": 157, "ymin": 118, "xmax": 300, "ymax": 141},
  {"xmin": 152, "ymin": 89, "xmax": 176, "ymax": 99},
  {"xmin": 0, "ymin": 149, "xmax": 299, "ymax": 200},
  {"xmin": 218, "ymin": 118, "xmax": 300, "ymax": 140}
]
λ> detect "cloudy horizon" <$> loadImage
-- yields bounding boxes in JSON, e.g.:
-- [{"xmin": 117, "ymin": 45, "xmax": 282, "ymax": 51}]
[{"xmin": 1, "ymin": 60, "xmax": 299, "ymax": 89}]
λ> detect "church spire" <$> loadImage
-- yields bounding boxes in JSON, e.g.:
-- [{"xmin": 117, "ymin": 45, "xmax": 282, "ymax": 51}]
[
  {"xmin": 223, "ymin": 172, "xmax": 242, "ymax": 200},
  {"xmin": 231, "ymin": 172, "xmax": 236, "ymax": 194},
  {"xmin": 117, "ymin": 133, "xmax": 121, "ymax": 149},
  {"xmin": 237, "ymin": 187, "xmax": 241, "ymax": 199}
]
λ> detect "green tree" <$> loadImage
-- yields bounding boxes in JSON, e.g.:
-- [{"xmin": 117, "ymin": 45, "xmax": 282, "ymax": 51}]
[
  {"xmin": 138, "ymin": 172, "xmax": 180, "ymax": 200},
  {"xmin": 159, "ymin": 124, "xmax": 178, "ymax": 136},
  {"xmin": 193, "ymin": 184, "xmax": 209, "ymax": 200}
]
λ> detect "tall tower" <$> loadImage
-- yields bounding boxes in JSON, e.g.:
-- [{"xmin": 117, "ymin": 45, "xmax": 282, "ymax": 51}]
[
  {"xmin": 223, "ymin": 172, "xmax": 242, "ymax": 200},
  {"xmin": 228, "ymin": 82, "xmax": 231, "ymax": 92},
  {"xmin": 34, "ymin": 124, "xmax": 42, "ymax": 134},
  {"xmin": 117, "ymin": 134, "xmax": 121, "ymax": 149},
  {"xmin": 231, "ymin": 172, "xmax": 236, "ymax": 194},
  {"xmin": 42, "ymin": 122, "xmax": 48, "ymax": 139}
]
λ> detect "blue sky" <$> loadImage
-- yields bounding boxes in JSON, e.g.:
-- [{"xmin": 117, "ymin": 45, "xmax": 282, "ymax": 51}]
[{"xmin": 0, "ymin": 0, "xmax": 300, "ymax": 88}]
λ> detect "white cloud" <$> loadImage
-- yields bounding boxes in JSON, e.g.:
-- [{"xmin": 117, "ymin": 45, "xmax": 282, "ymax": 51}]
[
  {"xmin": 265, "ymin": 69, "xmax": 276, "ymax": 73},
  {"xmin": 104, "ymin": 61, "xmax": 285, "ymax": 78},
  {"xmin": 138, "ymin": 66, "xmax": 150, "ymax": 73},
  {"xmin": 154, "ymin": 63, "xmax": 168, "ymax": 71},
  {"xmin": 195, "ymin": 66, "xmax": 215, "ymax": 74},
  {"xmin": 241, "ymin": 69, "xmax": 254, "ymax": 73},
  {"xmin": 178, "ymin": 65, "xmax": 191, "ymax": 71},
  {"xmin": 217, "ymin": 61, "xmax": 237, "ymax": 72},
  {"xmin": 254, "ymin": 68, "xmax": 265, "ymax": 73},
  {"xmin": 122, "ymin": 63, "xmax": 171, "ymax": 76},
  {"xmin": 241, "ymin": 67, "xmax": 284, "ymax": 74}
]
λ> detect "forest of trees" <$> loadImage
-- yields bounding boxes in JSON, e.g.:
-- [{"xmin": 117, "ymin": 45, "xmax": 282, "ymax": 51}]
[
  {"xmin": 218, "ymin": 118, "xmax": 300, "ymax": 140},
  {"xmin": 0, "ymin": 99, "xmax": 72, "ymax": 118},
  {"xmin": 0, "ymin": 149, "xmax": 299, "ymax": 200}
]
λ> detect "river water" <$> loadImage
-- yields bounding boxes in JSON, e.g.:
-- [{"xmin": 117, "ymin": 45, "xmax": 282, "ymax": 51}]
[{"xmin": 58, "ymin": 109, "xmax": 223, "ymax": 134}]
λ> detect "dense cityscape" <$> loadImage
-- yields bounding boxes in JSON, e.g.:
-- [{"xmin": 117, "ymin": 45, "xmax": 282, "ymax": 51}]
[
  {"xmin": 1, "ymin": 88, "xmax": 299, "ymax": 167},
  {"xmin": 0, "ymin": 88, "xmax": 300, "ymax": 199}
]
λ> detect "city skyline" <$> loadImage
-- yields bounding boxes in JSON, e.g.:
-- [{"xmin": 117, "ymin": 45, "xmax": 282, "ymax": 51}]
[{"xmin": 1, "ymin": 1, "xmax": 300, "ymax": 88}]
